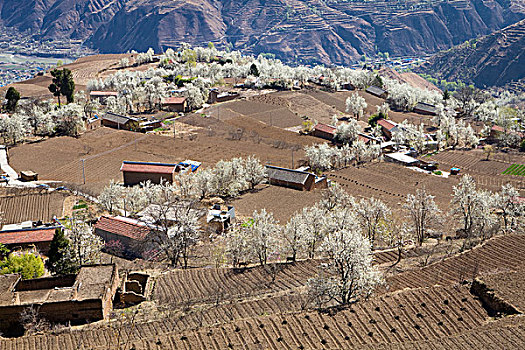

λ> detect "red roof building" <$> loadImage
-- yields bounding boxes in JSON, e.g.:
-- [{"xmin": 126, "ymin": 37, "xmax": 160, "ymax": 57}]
[
  {"xmin": 161, "ymin": 97, "xmax": 188, "ymax": 112},
  {"xmin": 94, "ymin": 216, "xmax": 154, "ymax": 258},
  {"xmin": 0, "ymin": 226, "xmax": 60, "ymax": 254},
  {"xmin": 377, "ymin": 119, "xmax": 398, "ymax": 139},
  {"xmin": 120, "ymin": 161, "xmax": 177, "ymax": 186},
  {"xmin": 312, "ymin": 123, "xmax": 337, "ymax": 141}
]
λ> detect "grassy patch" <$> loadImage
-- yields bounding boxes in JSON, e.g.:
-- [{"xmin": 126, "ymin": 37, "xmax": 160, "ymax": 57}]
[
  {"xmin": 502, "ymin": 164, "xmax": 525, "ymax": 176},
  {"xmin": 73, "ymin": 203, "xmax": 88, "ymax": 210}
]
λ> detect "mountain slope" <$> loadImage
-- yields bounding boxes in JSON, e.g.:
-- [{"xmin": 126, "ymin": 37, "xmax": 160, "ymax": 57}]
[
  {"xmin": 414, "ymin": 18, "xmax": 525, "ymax": 88},
  {"xmin": 0, "ymin": 0, "xmax": 524, "ymax": 65}
]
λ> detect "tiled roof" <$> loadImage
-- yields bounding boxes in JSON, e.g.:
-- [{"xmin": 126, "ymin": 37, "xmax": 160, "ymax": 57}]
[
  {"xmin": 366, "ymin": 85, "xmax": 387, "ymax": 96},
  {"xmin": 0, "ymin": 226, "xmax": 58, "ymax": 245},
  {"xmin": 94, "ymin": 216, "xmax": 151, "ymax": 241},
  {"xmin": 102, "ymin": 112, "xmax": 136, "ymax": 125},
  {"xmin": 413, "ymin": 102, "xmax": 437, "ymax": 114},
  {"xmin": 120, "ymin": 161, "xmax": 177, "ymax": 175},
  {"xmin": 314, "ymin": 123, "xmax": 336, "ymax": 135},
  {"xmin": 377, "ymin": 119, "xmax": 398, "ymax": 131},
  {"xmin": 491, "ymin": 125, "xmax": 524, "ymax": 137},
  {"xmin": 162, "ymin": 97, "xmax": 186, "ymax": 105},
  {"xmin": 266, "ymin": 165, "xmax": 313, "ymax": 185}
]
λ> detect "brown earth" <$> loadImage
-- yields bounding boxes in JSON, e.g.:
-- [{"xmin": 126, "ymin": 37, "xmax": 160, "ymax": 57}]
[
  {"xmin": 231, "ymin": 184, "xmax": 324, "ymax": 223},
  {"xmin": 0, "ymin": 187, "xmax": 67, "ymax": 225},
  {"xmin": 8, "ymin": 121, "xmax": 318, "ymax": 195}
]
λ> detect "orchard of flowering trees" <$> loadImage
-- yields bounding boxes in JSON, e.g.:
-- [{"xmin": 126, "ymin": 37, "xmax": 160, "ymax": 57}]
[
  {"xmin": 223, "ymin": 184, "xmax": 386, "ymax": 306},
  {"xmin": 304, "ymin": 141, "xmax": 381, "ymax": 171}
]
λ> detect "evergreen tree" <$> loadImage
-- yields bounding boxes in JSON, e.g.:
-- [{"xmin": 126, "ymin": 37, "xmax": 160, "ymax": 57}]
[
  {"xmin": 5, "ymin": 87, "xmax": 20, "ymax": 112},
  {"xmin": 443, "ymin": 89, "xmax": 450, "ymax": 101},
  {"xmin": 47, "ymin": 228, "xmax": 77, "ymax": 275},
  {"xmin": 48, "ymin": 68, "xmax": 75, "ymax": 107},
  {"xmin": 249, "ymin": 63, "xmax": 259, "ymax": 77}
]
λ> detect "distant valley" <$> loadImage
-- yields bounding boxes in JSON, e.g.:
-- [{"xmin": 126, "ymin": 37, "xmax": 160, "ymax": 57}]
[{"xmin": 0, "ymin": 0, "xmax": 523, "ymax": 67}]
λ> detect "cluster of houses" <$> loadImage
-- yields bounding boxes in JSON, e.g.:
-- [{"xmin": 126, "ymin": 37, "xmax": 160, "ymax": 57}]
[{"xmin": 87, "ymin": 85, "xmax": 241, "ymax": 134}]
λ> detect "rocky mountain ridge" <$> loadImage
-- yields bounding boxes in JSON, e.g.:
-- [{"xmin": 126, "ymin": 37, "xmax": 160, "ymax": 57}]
[
  {"xmin": 414, "ymin": 18, "xmax": 525, "ymax": 88},
  {"xmin": 0, "ymin": 0, "xmax": 523, "ymax": 66}
]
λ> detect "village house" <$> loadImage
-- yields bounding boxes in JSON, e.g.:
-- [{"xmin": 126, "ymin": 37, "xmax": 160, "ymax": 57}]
[
  {"xmin": 0, "ymin": 264, "xmax": 119, "ymax": 336},
  {"xmin": 85, "ymin": 115, "xmax": 102, "ymax": 131},
  {"xmin": 366, "ymin": 85, "xmax": 388, "ymax": 99},
  {"xmin": 311, "ymin": 123, "xmax": 336, "ymax": 141},
  {"xmin": 121, "ymin": 161, "xmax": 177, "ymax": 186},
  {"xmin": 488, "ymin": 125, "xmax": 525, "ymax": 143},
  {"xmin": 101, "ymin": 112, "xmax": 139, "ymax": 130},
  {"xmin": 413, "ymin": 102, "xmax": 437, "ymax": 116},
  {"xmin": 161, "ymin": 97, "xmax": 188, "ymax": 112},
  {"xmin": 385, "ymin": 152, "xmax": 420, "ymax": 167},
  {"xmin": 94, "ymin": 216, "xmax": 153, "ymax": 258},
  {"xmin": 207, "ymin": 205, "xmax": 235, "ymax": 232},
  {"xmin": 0, "ymin": 225, "xmax": 61, "ymax": 255},
  {"xmin": 377, "ymin": 119, "xmax": 399, "ymax": 139},
  {"xmin": 358, "ymin": 133, "xmax": 381, "ymax": 145},
  {"xmin": 339, "ymin": 82, "xmax": 356, "ymax": 91},
  {"xmin": 89, "ymin": 91, "xmax": 118, "ymax": 104},
  {"xmin": 208, "ymin": 88, "xmax": 240, "ymax": 104},
  {"xmin": 266, "ymin": 165, "xmax": 327, "ymax": 191},
  {"xmin": 139, "ymin": 119, "xmax": 162, "ymax": 132}
]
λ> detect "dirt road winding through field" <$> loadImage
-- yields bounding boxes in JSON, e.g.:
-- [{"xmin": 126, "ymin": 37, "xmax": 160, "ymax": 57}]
[{"xmin": 0, "ymin": 145, "xmax": 18, "ymax": 179}]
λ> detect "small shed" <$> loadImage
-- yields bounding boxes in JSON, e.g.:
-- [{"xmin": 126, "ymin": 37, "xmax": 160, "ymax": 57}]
[
  {"xmin": 340, "ymin": 82, "xmax": 356, "ymax": 91},
  {"xmin": 208, "ymin": 89, "xmax": 240, "ymax": 103},
  {"xmin": 366, "ymin": 86, "xmax": 388, "ymax": 99},
  {"xmin": 266, "ymin": 165, "xmax": 326, "ymax": 191},
  {"xmin": 161, "ymin": 97, "xmax": 188, "ymax": 112},
  {"xmin": 101, "ymin": 112, "xmax": 139, "ymax": 131},
  {"xmin": 121, "ymin": 161, "xmax": 177, "ymax": 186},
  {"xmin": 20, "ymin": 171, "xmax": 38, "ymax": 182},
  {"xmin": 413, "ymin": 102, "xmax": 437, "ymax": 116},
  {"xmin": 312, "ymin": 123, "xmax": 336, "ymax": 141}
]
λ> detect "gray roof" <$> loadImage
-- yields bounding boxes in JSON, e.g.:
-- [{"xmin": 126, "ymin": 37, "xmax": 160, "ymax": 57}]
[
  {"xmin": 366, "ymin": 85, "xmax": 387, "ymax": 96},
  {"xmin": 413, "ymin": 102, "xmax": 437, "ymax": 114},
  {"xmin": 102, "ymin": 112, "xmax": 137, "ymax": 125},
  {"xmin": 265, "ymin": 165, "xmax": 313, "ymax": 185}
]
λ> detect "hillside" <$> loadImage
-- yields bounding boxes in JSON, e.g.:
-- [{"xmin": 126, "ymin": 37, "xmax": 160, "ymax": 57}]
[
  {"xmin": 0, "ymin": 0, "xmax": 524, "ymax": 65},
  {"xmin": 414, "ymin": 18, "xmax": 525, "ymax": 88}
]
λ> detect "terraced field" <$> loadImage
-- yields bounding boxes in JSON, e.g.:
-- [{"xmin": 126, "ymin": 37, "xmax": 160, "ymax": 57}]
[
  {"xmin": 502, "ymin": 164, "xmax": 525, "ymax": 176},
  {"xmin": 0, "ymin": 188, "xmax": 66, "ymax": 224},
  {"xmin": 386, "ymin": 234, "xmax": 525, "ymax": 292}
]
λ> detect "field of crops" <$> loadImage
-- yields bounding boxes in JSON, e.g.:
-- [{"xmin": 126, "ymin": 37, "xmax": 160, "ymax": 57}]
[
  {"xmin": 0, "ymin": 188, "xmax": 66, "ymax": 225},
  {"xmin": 329, "ymin": 162, "xmax": 457, "ymax": 211},
  {"xmin": 0, "ymin": 283, "xmax": 490, "ymax": 350},
  {"xmin": 502, "ymin": 164, "xmax": 525, "ymax": 176},
  {"xmin": 386, "ymin": 234, "xmax": 525, "ymax": 292}
]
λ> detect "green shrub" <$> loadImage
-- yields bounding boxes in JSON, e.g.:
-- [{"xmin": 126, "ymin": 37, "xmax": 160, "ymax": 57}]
[
  {"xmin": 433, "ymin": 170, "xmax": 442, "ymax": 176},
  {"xmin": 0, "ymin": 252, "xmax": 45, "ymax": 279},
  {"xmin": 369, "ymin": 113, "xmax": 386, "ymax": 127}
]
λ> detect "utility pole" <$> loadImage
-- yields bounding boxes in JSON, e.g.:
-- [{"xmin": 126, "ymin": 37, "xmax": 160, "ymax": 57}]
[{"xmin": 81, "ymin": 159, "xmax": 86, "ymax": 184}]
